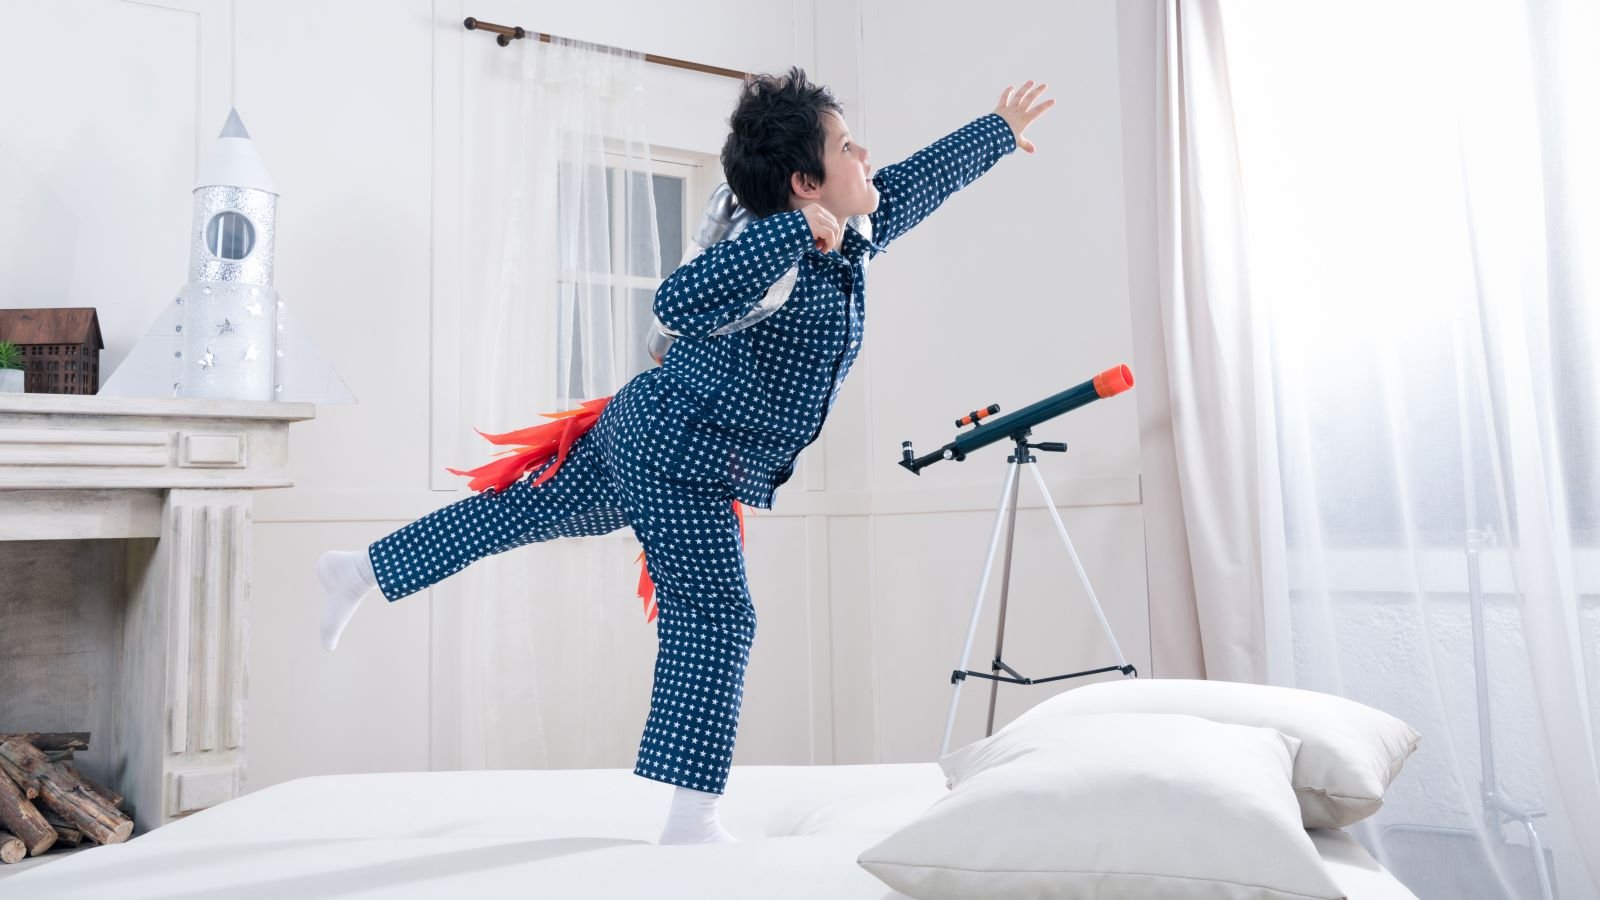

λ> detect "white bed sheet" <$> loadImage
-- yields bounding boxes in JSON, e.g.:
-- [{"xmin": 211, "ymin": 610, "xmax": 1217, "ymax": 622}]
[{"xmin": 0, "ymin": 763, "xmax": 1417, "ymax": 899}]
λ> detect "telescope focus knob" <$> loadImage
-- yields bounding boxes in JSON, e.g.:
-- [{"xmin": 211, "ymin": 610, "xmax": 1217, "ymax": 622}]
[{"xmin": 956, "ymin": 404, "xmax": 1001, "ymax": 429}]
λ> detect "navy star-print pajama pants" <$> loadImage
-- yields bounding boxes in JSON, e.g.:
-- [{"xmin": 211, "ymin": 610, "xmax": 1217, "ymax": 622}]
[{"xmin": 366, "ymin": 370, "xmax": 754, "ymax": 795}]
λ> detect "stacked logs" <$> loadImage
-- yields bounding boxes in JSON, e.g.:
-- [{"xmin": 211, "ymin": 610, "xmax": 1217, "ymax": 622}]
[{"xmin": 0, "ymin": 733, "xmax": 132, "ymax": 864}]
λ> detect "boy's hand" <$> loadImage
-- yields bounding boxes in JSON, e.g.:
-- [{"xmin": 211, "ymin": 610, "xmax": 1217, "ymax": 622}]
[
  {"xmin": 800, "ymin": 203, "xmax": 843, "ymax": 253},
  {"xmin": 994, "ymin": 81, "xmax": 1055, "ymax": 154}
]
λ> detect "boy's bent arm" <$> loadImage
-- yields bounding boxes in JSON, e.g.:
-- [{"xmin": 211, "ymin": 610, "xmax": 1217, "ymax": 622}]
[
  {"xmin": 654, "ymin": 208, "xmax": 816, "ymax": 338},
  {"xmin": 868, "ymin": 113, "xmax": 1017, "ymax": 250}
]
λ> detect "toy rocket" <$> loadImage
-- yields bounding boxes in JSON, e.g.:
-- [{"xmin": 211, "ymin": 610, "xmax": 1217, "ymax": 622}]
[{"xmin": 102, "ymin": 109, "xmax": 352, "ymax": 403}]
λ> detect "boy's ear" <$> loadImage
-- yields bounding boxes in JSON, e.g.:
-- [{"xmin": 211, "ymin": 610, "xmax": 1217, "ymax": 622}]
[{"xmin": 789, "ymin": 171, "xmax": 821, "ymax": 201}]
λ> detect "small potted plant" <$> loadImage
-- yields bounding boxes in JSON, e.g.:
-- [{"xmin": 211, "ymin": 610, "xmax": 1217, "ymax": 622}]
[{"xmin": 0, "ymin": 341, "xmax": 25, "ymax": 392}]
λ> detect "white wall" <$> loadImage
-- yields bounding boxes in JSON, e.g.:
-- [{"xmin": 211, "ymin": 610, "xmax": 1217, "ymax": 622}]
[
  {"xmin": 831, "ymin": 0, "xmax": 1158, "ymax": 761},
  {"xmin": 0, "ymin": 0, "xmax": 1164, "ymax": 790}
]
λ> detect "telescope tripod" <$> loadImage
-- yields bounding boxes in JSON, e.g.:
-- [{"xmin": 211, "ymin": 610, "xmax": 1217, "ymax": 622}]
[{"xmin": 940, "ymin": 432, "xmax": 1138, "ymax": 757}]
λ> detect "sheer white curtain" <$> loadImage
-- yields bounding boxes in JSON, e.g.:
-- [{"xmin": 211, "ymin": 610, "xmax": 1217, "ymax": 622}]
[
  {"xmin": 451, "ymin": 37, "xmax": 663, "ymax": 772},
  {"xmin": 1159, "ymin": 1, "xmax": 1600, "ymax": 898}
]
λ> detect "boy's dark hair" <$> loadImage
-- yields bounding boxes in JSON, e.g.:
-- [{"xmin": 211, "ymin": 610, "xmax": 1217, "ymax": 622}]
[{"xmin": 720, "ymin": 67, "xmax": 844, "ymax": 218}]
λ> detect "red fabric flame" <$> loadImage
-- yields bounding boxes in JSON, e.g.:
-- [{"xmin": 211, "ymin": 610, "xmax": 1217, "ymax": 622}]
[{"xmin": 445, "ymin": 397, "xmax": 613, "ymax": 494}]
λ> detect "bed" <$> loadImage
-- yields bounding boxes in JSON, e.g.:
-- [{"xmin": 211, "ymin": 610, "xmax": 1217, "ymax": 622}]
[{"xmin": 1, "ymin": 763, "xmax": 1416, "ymax": 899}]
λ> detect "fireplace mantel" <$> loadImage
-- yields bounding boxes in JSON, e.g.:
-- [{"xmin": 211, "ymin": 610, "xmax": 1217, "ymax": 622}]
[{"xmin": 0, "ymin": 393, "xmax": 314, "ymax": 835}]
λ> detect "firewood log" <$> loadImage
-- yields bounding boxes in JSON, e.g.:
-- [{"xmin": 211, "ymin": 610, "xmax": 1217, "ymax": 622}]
[
  {"xmin": 0, "ymin": 765, "xmax": 55, "ymax": 856},
  {"xmin": 0, "ymin": 830, "xmax": 27, "ymax": 864},
  {"xmin": 0, "ymin": 740, "xmax": 131, "ymax": 845},
  {"xmin": 59, "ymin": 763, "xmax": 124, "ymax": 810},
  {"xmin": 0, "ymin": 756, "xmax": 38, "ymax": 801},
  {"xmin": 0, "ymin": 734, "xmax": 89, "ymax": 753},
  {"xmin": 50, "ymin": 825, "xmax": 83, "ymax": 847},
  {"xmin": 40, "ymin": 810, "xmax": 85, "ymax": 847}
]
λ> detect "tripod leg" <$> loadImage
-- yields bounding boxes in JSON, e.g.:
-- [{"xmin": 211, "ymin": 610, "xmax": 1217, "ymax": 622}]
[
  {"xmin": 1024, "ymin": 464, "xmax": 1131, "ymax": 669},
  {"xmin": 986, "ymin": 463, "xmax": 1024, "ymax": 738},
  {"xmin": 941, "ymin": 463, "xmax": 1023, "ymax": 758}
]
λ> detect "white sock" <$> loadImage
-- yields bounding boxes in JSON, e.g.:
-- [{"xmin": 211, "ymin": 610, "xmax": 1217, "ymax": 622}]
[
  {"xmin": 658, "ymin": 786, "xmax": 737, "ymax": 845},
  {"xmin": 317, "ymin": 549, "xmax": 376, "ymax": 651}
]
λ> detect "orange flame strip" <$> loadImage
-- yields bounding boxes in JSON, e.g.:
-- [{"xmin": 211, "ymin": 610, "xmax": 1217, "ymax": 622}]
[
  {"xmin": 446, "ymin": 397, "xmax": 613, "ymax": 494},
  {"xmin": 636, "ymin": 549, "xmax": 658, "ymax": 624}
]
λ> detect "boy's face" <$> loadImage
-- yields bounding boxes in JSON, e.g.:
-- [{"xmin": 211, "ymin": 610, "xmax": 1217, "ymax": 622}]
[{"xmin": 791, "ymin": 111, "xmax": 877, "ymax": 220}]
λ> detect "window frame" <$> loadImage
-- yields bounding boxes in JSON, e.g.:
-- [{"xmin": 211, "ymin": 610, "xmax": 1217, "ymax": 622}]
[{"xmin": 554, "ymin": 147, "xmax": 718, "ymax": 405}]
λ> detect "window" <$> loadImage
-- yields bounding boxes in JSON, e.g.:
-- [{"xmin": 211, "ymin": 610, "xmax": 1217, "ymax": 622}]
[{"xmin": 554, "ymin": 150, "xmax": 714, "ymax": 405}]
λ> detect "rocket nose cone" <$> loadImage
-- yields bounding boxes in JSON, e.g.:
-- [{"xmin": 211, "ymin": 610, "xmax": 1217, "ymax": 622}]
[{"xmin": 220, "ymin": 108, "xmax": 251, "ymax": 140}]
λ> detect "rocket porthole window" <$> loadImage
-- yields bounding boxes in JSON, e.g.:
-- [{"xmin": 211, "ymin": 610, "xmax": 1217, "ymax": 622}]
[{"xmin": 205, "ymin": 212, "xmax": 256, "ymax": 261}]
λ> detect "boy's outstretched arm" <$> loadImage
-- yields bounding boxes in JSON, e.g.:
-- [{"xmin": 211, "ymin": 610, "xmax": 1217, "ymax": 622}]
[{"xmin": 869, "ymin": 81, "xmax": 1055, "ymax": 250}]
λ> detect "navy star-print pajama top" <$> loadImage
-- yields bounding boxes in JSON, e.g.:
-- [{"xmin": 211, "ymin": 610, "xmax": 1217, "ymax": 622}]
[{"xmin": 367, "ymin": 113, "xmax": 1018, "ymax": 794}]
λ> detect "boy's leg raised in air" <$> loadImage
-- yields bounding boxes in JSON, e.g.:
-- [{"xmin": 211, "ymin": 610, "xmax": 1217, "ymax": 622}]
[{"xmin": 317, "ymin": 433, "xmax": 628, "ymax": 650}]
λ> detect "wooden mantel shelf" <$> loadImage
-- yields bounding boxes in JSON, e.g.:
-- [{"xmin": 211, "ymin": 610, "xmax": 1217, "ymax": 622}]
[
  {"xmin": 0, "ymin": 394, "xmax": 317, "ymax": 494},
  {"xmin": 0, "ymin": 393, "xmax": 315, "ymax": 422}
]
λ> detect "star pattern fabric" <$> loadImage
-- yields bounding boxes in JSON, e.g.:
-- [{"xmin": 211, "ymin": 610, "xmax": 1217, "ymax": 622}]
[{"xmin": 365, "ymin": 113, "xmax": 1016, "ymax": 794}]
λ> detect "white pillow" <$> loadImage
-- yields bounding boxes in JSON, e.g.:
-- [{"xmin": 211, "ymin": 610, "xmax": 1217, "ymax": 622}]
[
  {"xmin": 858, "ymin": 714, "xmax": 1345, "ymax": 900},
  {"xmin": 1021, "ymin": 678, "xmax": 1421, "ymax": 828}
]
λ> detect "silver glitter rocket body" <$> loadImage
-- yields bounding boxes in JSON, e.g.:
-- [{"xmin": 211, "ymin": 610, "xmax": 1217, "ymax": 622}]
[{"xmin": 177, "ymin": 109, "xmax": 279, "ymax": 400}]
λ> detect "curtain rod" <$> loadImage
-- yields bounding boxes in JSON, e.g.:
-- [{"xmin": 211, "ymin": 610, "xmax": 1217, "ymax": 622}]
[{"xmin": 462, "ymin": 17, "xmax": 752, "ymax": 81}]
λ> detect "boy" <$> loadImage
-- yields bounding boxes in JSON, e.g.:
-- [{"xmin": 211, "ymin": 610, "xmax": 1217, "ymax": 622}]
[{"xmin": 317, "ymin": 68, "xmax": 1053, "ymax": 844}]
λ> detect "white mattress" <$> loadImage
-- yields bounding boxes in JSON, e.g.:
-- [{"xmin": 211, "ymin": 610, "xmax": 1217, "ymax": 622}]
[{"xmin": 0, "ymin": 763, "xmax": 1417, "ymax": 899}]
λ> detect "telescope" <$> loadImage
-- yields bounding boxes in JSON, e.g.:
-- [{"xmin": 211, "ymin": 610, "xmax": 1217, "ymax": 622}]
[
  {"xmin": 899, "ymin": 364, "xmax": 1134, "ymax": 475},
  {"xmin": 911, "ymin": 363, "xmax": 1141, "ymax": 756}
]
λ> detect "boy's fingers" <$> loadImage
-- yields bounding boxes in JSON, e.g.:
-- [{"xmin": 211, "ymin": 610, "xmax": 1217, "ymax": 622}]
[{"xmin": 809, "ymin": 206, "xmax": 842, "ymax": 252}]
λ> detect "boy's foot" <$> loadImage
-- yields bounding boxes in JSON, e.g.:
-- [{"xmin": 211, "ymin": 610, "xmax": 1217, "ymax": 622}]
[
  {"xmin": 658, "ymin": 786, "xmax": 738, "ymax": 845},
  {"xmin": 317, "ymin": 550, "xmax": 376, "ymax": 651}
]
